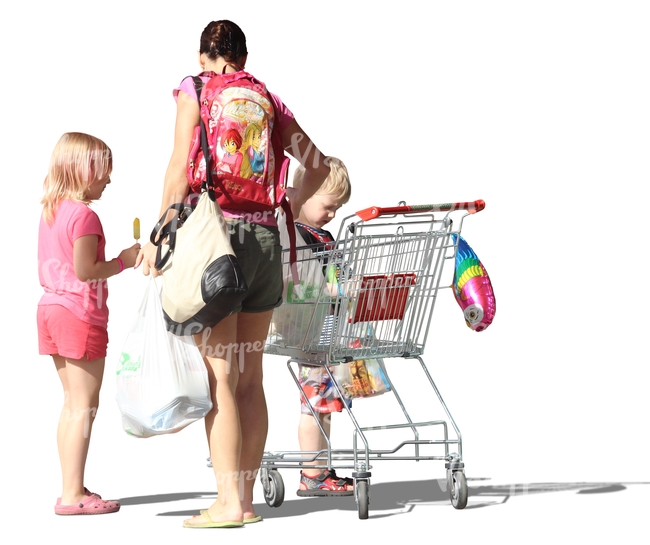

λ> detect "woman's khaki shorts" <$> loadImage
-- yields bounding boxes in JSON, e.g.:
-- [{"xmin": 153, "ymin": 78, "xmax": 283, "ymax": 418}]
[{"xmin": 228, "ymin": 220, "xmax": 283, "ymax": 313}]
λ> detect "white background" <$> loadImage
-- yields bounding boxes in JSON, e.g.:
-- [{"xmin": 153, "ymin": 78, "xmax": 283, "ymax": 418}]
[{"xmin": 1, "ymin": 1, "xmax": 648, "ymax": 543}]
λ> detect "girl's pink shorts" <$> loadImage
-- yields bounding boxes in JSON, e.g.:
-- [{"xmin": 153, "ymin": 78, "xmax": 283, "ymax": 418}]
[{"xmin": 38, "ymin": 305, "xmax": 108, "ymax": 361}]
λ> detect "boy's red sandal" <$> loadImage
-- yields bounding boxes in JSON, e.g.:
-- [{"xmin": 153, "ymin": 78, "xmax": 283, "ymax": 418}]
[{"xmin": 297, "ymin": 469, "xmax": 354, "ymax": 497}]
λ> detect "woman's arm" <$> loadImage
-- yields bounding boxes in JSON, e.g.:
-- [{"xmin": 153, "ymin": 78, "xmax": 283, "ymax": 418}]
[
  {"xmin": 282, "ymin": 118, "xmax": 331, "ymax": 217},
  {"xmin": 135, "ymin": 91, "xmax": 199, "ymax": 275},
  {"xmin": 157, "ymin": 91, "xmax": 200, "ymax": 218}
]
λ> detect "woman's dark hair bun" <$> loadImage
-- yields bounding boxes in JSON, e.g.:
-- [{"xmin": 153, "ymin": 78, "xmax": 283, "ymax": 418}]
[{"xmin": 200, "ymin": 20, "xmax": 247, "ymax": 62}]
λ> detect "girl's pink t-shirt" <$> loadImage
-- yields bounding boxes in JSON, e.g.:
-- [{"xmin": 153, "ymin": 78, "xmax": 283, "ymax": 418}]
[
  {"xmin": 174, "ymin": 73, "xmax": 295, "ymax": 226},
  {"xmin": 38, "ymin": 200, "xmax": 109, "ymax": 328}
]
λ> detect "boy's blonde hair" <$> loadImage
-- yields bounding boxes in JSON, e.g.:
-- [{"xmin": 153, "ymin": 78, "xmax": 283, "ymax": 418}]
[
  {"xmin": 41, "ymin": 132, "xmax": 113, "ymax": 224},
  {"xmin": 292, "ymin": 157, "xmax": 351, "ymax": 204}
]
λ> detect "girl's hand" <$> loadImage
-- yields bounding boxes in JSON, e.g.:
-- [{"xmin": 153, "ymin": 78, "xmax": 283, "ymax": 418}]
[
  {"xmin": 134, "ymin": 242, "xmax": 161, "ymax": 277},
  {"xmin": 118, "ymin": 243, "xmax": 142, "ymax": 270}
]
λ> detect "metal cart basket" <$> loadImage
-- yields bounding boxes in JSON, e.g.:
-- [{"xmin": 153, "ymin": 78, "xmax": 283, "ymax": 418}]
[{"xmin": 261, "ymin": 200, "xmax": 485, "ymax": 518}]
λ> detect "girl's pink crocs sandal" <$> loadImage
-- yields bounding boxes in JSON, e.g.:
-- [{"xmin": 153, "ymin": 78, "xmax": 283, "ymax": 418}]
[{"xmin": 54, "ymin": 493, "xmax": 120, "ymax": 515}]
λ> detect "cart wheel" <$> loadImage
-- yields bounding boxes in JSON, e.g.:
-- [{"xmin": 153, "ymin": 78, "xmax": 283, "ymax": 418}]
[
  {"xmin": 356, "ymin": 479, "xmax": 369, "ymax": 519},
  {"xmin": 449, "ymin": 470, "xmax": 468, "ymax": 509},
  {"xmin": 261, "ymin": 469, "xmax": 285, "ymax": 508}
]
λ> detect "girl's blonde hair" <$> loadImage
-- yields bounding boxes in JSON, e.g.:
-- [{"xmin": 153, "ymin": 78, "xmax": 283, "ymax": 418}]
[
  {"xmin": 41, "ymin": 132, "xmax": 112, "ymax": 224},
  {"xmin": 292, "ymin": 157, "xmax": 351, "ymax": 204}
]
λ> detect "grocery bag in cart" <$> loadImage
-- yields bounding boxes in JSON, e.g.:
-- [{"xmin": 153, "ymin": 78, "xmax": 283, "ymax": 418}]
[{"xmin": 269, "ymin": 210, "xmax": 332, "ymax": 347}]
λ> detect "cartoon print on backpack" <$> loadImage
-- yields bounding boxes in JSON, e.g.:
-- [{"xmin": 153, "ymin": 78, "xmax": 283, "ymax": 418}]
[
  {"xmin": 217, "ymin": 128, "xmax": 243, "ymax": 177},
  {"xmin": 213, "ymin": 89, "xmax": 273, "ymax": 186},
  {"xmin": 240, "ymin": 122, "xmax": 264, "ymax": 182}
]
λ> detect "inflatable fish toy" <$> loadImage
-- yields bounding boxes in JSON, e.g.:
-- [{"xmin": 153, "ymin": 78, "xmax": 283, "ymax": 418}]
[{"xmin": 451, "ymin": 234, "xmax": 496, "ymax": 332}]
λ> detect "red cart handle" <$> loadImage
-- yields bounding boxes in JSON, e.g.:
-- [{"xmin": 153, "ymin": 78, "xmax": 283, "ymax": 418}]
[{"xmin": 355, "ymin": 200, "xmax": 485, "ymax": 221}]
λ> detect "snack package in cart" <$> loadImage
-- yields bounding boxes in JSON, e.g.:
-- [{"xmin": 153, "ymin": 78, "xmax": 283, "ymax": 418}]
[
  {"xmin": 333, "ymin": 358, "xmax": 390, "ymax": 399},
  {"xmin": 365, "ymin": 358, "xmax": 391, "ymax": 395},
  {"xmin": 333, "ymin": 339, "xmax": 391, "ymax": 399}
]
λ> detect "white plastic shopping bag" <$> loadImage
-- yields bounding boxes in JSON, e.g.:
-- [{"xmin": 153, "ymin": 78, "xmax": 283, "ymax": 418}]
[
  {"xmin": 115, "ymin": 277, "xmax": 212, "ymax": 438},
  {"xmin": 269, "ymin": 211, "xmax": 331, "ymax": 347}
]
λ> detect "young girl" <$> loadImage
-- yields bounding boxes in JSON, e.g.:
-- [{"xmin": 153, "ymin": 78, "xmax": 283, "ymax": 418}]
[{"xmin": 38, "ymin": 132, "xmax": 141, "ymax": 515}]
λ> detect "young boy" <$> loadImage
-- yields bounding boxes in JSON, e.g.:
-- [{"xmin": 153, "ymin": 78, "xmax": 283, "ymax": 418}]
[{"xmin": 290, "ymin": 157, "xmax": 355, "ymax": 496}]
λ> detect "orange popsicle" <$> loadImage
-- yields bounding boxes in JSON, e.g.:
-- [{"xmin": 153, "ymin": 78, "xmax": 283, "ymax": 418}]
[{"xmin": 133, "ymin": 218, "xmax": 140, "ymax": 241}]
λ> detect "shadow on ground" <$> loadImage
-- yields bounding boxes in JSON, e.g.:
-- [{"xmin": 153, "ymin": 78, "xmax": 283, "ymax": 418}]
[{"xmin": 117, "ymin": 478, "xmax": 649, "ymax": 520}]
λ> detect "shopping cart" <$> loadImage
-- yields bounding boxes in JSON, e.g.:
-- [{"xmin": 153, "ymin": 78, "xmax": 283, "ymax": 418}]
[{"xmin": 261, "ymin": 200, "xmax": 486, "ymax": 518}]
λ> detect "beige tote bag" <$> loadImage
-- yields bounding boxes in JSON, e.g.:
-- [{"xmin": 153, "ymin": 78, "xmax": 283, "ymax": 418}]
[{"xmin": 151, "ymin": 189, "xmax": 248, "ymax": 336}]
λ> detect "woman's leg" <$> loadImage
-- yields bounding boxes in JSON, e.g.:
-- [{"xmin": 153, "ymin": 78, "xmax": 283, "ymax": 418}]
[
  {"xmin": 186, "ymin": 314, "xmax": 244, "ymax": 525},
  {"xmin": 234, "ymin": 309, "xmax": 273, "ymax": 520},
  {"xmin": 54, "ymin": 355, "xmax": 104, "ymax": 505}
]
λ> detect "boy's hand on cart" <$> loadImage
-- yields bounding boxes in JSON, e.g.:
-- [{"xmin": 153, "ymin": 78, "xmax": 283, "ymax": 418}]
[{"xmin": 325, "ymin": 282, "xmax": 339, "ymax": 297}]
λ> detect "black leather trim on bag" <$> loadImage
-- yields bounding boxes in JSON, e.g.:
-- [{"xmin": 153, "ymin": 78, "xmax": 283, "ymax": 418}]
[
  {"xmin": 202, "ymin": 254, "xmax": 248, "ymax": 303},
  {"xmin": 164, "ymin": 254, "xmax": 247, "ymax": 336}
]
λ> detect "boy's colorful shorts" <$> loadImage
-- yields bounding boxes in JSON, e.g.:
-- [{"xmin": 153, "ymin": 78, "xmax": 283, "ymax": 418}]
[
  {"xmin": 299, "ymin": 364, "xmax": 349, "ymax": 414},
  {"xmin": 38, "ymin": 304, "xmax": 108, "ymax": 361}
]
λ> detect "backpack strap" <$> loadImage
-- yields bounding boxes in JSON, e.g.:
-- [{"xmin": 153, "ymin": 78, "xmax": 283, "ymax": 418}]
[
  {"xmin": 192, "ymin": 76, "xmax": 217, "ymax": 202},
  {"xmin": 280, "ymin": 198, "xmax": 299, "ymax": 285},
  {"xmin": 192, "ymin": 75, "xmax": 204, "ymax": 103}
]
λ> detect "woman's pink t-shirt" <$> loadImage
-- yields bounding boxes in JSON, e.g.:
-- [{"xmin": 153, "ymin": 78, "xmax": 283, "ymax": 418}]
[
  {"xmin": 38, "ymin": 200, "xmax": 109, "ymax": 328},
  {"xmin": 174, "ymin": 73, "xmax": 295, "ymax": 225}
]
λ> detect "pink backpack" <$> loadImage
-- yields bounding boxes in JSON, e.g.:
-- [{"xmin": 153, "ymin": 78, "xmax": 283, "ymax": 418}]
[
  {"xmin": 186, "ymin": 68, "xmax": 298, "ymax": 272},
  {"xmin": 187, "ymin": 69, "xmax": 290, "ymax": 216}
]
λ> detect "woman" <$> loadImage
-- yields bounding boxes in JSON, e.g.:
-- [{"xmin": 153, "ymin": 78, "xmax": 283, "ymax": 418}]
[{"xmin": 136, "ymin": 20, "xmax": 330, "ymax": 528}]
